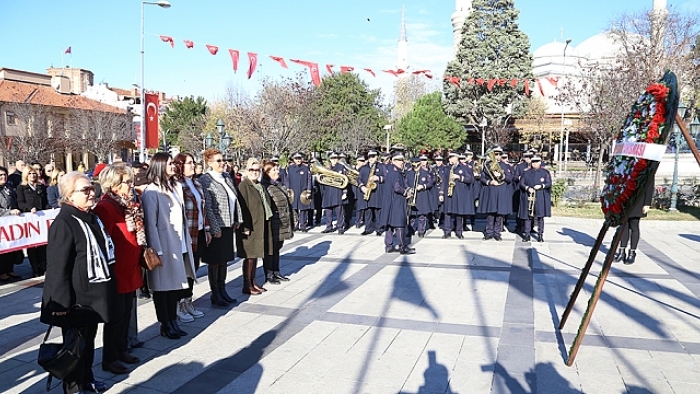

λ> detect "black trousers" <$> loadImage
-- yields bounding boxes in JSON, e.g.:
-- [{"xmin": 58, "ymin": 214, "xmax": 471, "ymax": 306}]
[
  {"xmin": 262, "ymin": 240, "xmax": 284, "ymax": 278},
  {"xmin": 524, "ymin": 217, "xmax": 544, "ymax": 235},
  {"xmin": 62, "ymin": 323, "xmax": 97, "ymax": 394},
  {"xmin": 152, "ymin": 290, "xmax": 182, "ymax": 323},
  {"xmin": 103, "ymin": 291, "xmax": 135, "ymax": 363},
  {"xmin": 296, "ymin": 209, "xmax": 310, "ymax": 230},
  {"xmin": 620, "ymin": 218, "xmax": 641, "ymax": 249},
  {"xmin": 0, "ymin": 250, "xmax": 22, "ymax": 275},
  {"xmin": 184, "ymin": 230, "xmax": 205, "ymax": 298},
  {"xmin": 324, "ymin": 206, "xmax": 345, "ymax": 230},
  {"xmin": 363, "ymin": 208, "xmax": 379, "ymax": 233},
  {"xmin": 485, "ymin": 214, "xmax": 504, "ymax": 237},
  {"xmin": 27, "ymin": 245, "xmax": 47, "ymax": 276},
  {"xmin": 443, "ymin": 214, "xmax": 464, "ymax": 236}
]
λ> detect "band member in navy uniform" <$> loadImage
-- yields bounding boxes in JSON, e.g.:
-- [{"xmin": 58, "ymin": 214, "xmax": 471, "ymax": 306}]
[
  {"xmin": 358, "ymin": 150, "xmax": 384, "ymax": 235},
  {"xmin": 406, "ymin": 156, "xmax": 434, "ymax": 237},
  {"xmin": 518, "ymin": 155, "xmax": 551, "ymax": 242},
  {"xmin": 271, "ymin": 156, "xmax": 287, "ymax": 186},
  {"xmin": 420, "ymin": 155, "xmax": 436, "ymax": 230},
  {"xmin": 441, "ymin": 152, "xmax": 474, "ymax": 239},
  {"xmin": 432, "ymin": 154, "xmax": 446, "ymax": 227},
  {"xmin": 375, "ymin": 152, "xmax": 392, "ymax": 236},
  {"xmin": 353, "ymin": 156, "xmax": 367, "ymax": 228},
  {"xmin": 286, "ymin": 152, "xmax": 312, "ymax": 232},
  {"xmin": 321, "ymin": 152, "xmax": 348, "ymax": 234},
  {"xmin": 380, "ymin": 152, "xmax": 416, "ymax": 254},
  {"xmin": 513, "ymin": 151, "xmax": 533, "ymax": 234},
  {"xmin": 462, "ymin": 150, "xmax": 478, "ymax": 230},
  {"xmin": 478, "ymin": 147, "xmax": 513, "ymax": 241},
  {"xmin": 339, "ymin": 153, "xmax": 355, "ymax": 232},
  {"xmin": 310, "ymin": 158, "xmax": 323, "ymax": 228}
]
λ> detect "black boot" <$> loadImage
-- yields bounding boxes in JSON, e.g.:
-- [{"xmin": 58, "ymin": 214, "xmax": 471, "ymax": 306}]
[
  {"xmin": 614, "ymin": 248, "xmax": 626, "ymax": 263},
  {"xmin": 170, "ymin": 320, "xmax": 187, "ymax": 336},
  {"xmin": 624, "ymin": 250, "xmax": 637, "ymax": 265},
  {"xmin": 218, "ymin": 265, "xmax": 237, "ymax": 303},
  {"xmin": 160, "ymin": 323, "xmax": 180, "ymax": 339},
  {"xmin": 208, "ymin": 266, "xmax": 228, "ymax": 306}
]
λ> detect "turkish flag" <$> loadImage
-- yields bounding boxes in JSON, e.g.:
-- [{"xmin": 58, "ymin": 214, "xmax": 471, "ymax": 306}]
[
  {"xmin": 340, "ymin": 66, "xmax": 354, "ymax": 74},
  {"xmin": 290, "ymin": 59, "xmax": 321, "ymax": 86},
  {"xmin": 364, "ymin": 68, "xmax": 375, "ymax": 77},
  {"xmin": 184, "ymin": 40, "xmax": 194, "ymax": 49},
  {"xmin": 206, "ymin": 45, "xmax": 219, "ymax": 55},
  {"xmin": 64, "ymin": 47, "xmax": 72, "ymax": 54},
  {"xmin": 446, "ymin": 76, "xmax": 460, "ymax": 87},
  {"xmin": 145, "ymin": 93, "xmax": 159, "ymax": 149},
  {"xmin": 160, "ymin": 35, "xmax": 174, "ymax": 48},
  {"xmin": 247, "ymin": 52, "xmax": 258, "ymax": 79},
  {"xmin": 475, "ymin": 78, "xmax": 485, "ymax": 86},
  {"xmin": 270, "ymin": 56, "xmax": 288, "ymax": 68},
  {"xmin": 383, "ymin": 69, "xmax": 400, "ymax": 77},
  {"xmin": 546, "ymin": 77, "xmax": 559, "ymax": 86},
  {"xmin": 487, "ymin": 79, "xmax": 497, "ymax": 91},
  {"xmin": 326, "ymin": 64, "xmax": 334, "ymax": 74},
  {"xmin": 228, "ymin": 49, "xmax": 240, "ymax": 73},
  {"xmin": 524, "ymin": 79, "xmax": 531, "ymax": 96},
  {"xmin": 536, "ymin": 78, "xmax": 545, "ymax": 96},
  {"xmin": 510, "ymin": 78, "xmax": 519, "ymax": 88}
]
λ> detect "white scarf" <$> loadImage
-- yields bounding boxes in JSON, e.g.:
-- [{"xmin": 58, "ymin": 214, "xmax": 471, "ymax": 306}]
[{"xmin": 73, "ymin": 215, "xmax": 115, "ymax": 283}]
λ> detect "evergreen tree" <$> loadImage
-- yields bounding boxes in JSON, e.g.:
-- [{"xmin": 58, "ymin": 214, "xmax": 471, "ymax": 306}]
[
  {"xmin": 160, "ymin": 96, "xmax": 208, "ymax": 148},
  {"xmin": 443, "ymin": 0, "xmax": 533, "ymax": 147},
  {"xmin": 395, "ymin": 92, "xmax": 465, "ymax": 153}
]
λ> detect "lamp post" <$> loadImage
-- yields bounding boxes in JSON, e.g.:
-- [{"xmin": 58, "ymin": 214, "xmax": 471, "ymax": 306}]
[
  {"xmin": 383, "ymin": 124, "xmax": 392, "ymax": 152},
  {"xmin": 206, "ymin": 119, "xmax": 231, "ymax": 157},
  {"xmin": 558, "ymin": 38, "xmax": 572, "ymax": 175},
  {"xmin": 669, "ymin": 101, "xmax": 687, "ymax": 211},
  {"xmin": 479, "ymin": 116, "xmax": 488, "ymax": 156},
  {"xmin": 140, "ymin": 0, "xmax": 171, "ymax": 163}
]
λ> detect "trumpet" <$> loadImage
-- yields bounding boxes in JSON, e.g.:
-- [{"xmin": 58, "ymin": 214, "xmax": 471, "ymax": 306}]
[
  {"xmin": 310, "ymin": 162, "xmax": 349, "ymax": 189},
  {"xmin": 528, "ymin": 188, "xmax": 536, "ymax": 217}
]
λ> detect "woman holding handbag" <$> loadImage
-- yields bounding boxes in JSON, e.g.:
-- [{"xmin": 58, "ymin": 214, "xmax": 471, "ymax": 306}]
[
  {"xmin": 40, "ymin": 171, "xmax": 119, "ymax": 394},
  {"xmin": 199, "ymin": 148, "xmax": 243, "ymax": 306},
  {"xmin": 236, "ymin": 158, "xmax": 273, "ymax": 295},
  {"xmin": 93, "ymin": 164, "xmax": 144, "ymax": 374},
  {"xmin": 141, "ymin": 153, "xmax": 196, "ymax": 339}
]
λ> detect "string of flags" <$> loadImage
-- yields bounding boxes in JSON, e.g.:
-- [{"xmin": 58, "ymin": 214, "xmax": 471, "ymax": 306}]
[{"xmin": 156, "ymin": 33, "xmax": 560, "ymax": 96}]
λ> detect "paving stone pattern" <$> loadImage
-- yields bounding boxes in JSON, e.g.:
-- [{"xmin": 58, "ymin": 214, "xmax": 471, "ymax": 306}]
[{"xmin": 1, "ymin": 218, "xmax": 700, "ymax": 393}]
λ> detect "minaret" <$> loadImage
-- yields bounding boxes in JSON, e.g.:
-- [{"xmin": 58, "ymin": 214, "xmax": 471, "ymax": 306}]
[
  {"xmin": 452, "ymin": 0, "xmax": 472, "ymax": 55},
  {"xmin": 651, "ymin": 0, "xmax": 668, "ymax": 53},
  {"xmin": 397, "ymin": 6, "xmax": 409, "ymax": 71}
]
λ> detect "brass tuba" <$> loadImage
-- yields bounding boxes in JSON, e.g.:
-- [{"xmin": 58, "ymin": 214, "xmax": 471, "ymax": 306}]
[
  {"xmin": 310, "ymin": 162, "xmax": 349, "ymax": 189},
  {"xmin": 339, "ymin": 161, "xmax": 360, "ymax": 187},
  {"xmin": 484, "ymin": 149, "xmax": 505, "ymax": 185}
]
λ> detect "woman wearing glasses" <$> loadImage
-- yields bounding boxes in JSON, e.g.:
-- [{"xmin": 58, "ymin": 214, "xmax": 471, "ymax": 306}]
[
  {"xmin": 236, "ymin": 158, "xmax": 273, "ymax": 295},
  {"xmin": 199, "ymin": 148, "xmax": 242, "ymax": 305},
  {"xmin": 93, "ymin": 164, "xmax": 144, "ymax": 374},
  {"xmin": 173, "ymin": 152, "xmax": 208, "ymax": 320},
  {"xmin": 141, "ymin": 153, "xmax": 196, "ymax": 339},
  {"xmin": 16, "ymin": 165, "xmax": 51, "ymax": 276},
  {"xmin": 41, "ymin": 171, "xmax": 118, "ymax": 394}
]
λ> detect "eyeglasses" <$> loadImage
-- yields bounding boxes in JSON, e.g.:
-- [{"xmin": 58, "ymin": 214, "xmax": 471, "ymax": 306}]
[
  {"xmin": 73, "ymin": 185, "xmax": 96, "ymax": 196},
  {"xmin": 248, "ymin": 168, "xmax": 261, "ymax": 172},
  {"xmin": 29, "ymin": 172, "xmax": 38, "ymax": 176},
  {"xmin": 212, "ymin": 159, "xmax": 225, "ymax": 163},
  {"xmin": 121, "ymin": 180, "xmax": 134, "ymax": 185}
]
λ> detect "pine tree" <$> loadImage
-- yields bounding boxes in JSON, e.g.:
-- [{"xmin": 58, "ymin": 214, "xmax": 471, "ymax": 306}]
[{"xmin": 442, "ymin": 0, "xmax": 533, "ymax": 148}]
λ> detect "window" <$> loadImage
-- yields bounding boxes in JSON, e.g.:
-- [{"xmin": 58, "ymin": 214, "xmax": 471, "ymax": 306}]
[{"xmin": 6, "ymin": 111, "xmax": 17, "ymax": 125}]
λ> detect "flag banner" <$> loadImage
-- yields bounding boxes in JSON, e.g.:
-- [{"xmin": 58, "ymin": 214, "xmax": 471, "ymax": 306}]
[
  {"xmin": 247, "ymin": 52, "xmax": 258, "ymax": 79},
  {"xmin": 64, "ymin": 47, "xmax": 72, "ymax": 54},
  {"xmin": 206, "ymin": 45, "xmax": 219, "ymax": 55},
  {"xmin": 229, "ymin": 49, "xmax": 240, "ymax": 73},
  {"xmin": 270, "ymin": 56, "xmax": 288, "ymax": 68},
  {"xmin": 0, "ymin": 209, "xmax": 60, "ymax": 254},
  {"xmin": 145, "ymin": 92, "xmax": 160, "ymax": 149}
]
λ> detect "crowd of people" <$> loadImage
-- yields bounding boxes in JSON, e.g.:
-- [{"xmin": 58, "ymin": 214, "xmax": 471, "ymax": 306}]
[{"xmin": 34, "ymin": 148, "xmax": 295, "ymax": 394}]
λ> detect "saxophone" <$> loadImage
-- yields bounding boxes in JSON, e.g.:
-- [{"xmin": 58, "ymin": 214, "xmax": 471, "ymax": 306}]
[
  {"xmin": 484, "ymin": 149, "xmax": 505, "ymax": 185},
  {"xmin": 447, "ymin": 163, "xmax": 457, "ymax": 197},
  {"xmin": 363, "ymin": 161, "xmax": 378, "ymax": 200}
]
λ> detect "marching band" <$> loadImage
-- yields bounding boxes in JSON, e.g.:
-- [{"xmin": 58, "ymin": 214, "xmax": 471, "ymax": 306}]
[{"xmin": 271, "ymin": 145, "xmax": 552, "ymax": 254}]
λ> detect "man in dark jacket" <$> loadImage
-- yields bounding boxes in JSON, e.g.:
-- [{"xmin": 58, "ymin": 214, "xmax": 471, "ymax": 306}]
[
  {"xmin": 286, "ymin": 152, "xmax": 312, "ymax": 232},
  {"xmin": 321, "ymin": 153, "xmax": 348, "ymax": 234},
  {"xmin": 517, "ymin": 155, "xmax": 552, "ymax": 242},
  {"xmin": 379, "ymin": 153, "xmax": 416, "ymax": 254}
]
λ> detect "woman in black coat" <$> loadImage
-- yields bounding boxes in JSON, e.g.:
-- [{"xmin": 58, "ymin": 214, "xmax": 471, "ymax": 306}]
[
  {"xmin": 41, "ymin": 171, "xmax": 119, "ymax": 394},
  {"xmin": 261, "ymin": 161, "xmax": 294, "ymax": 285},
  {"xmin": 614, "ymin": 178, "xmax": 655, "ymax": 265},
  {"xmin": 16, "ymin": 166, "xmax": 51, "ymax": 276},
  {"xmin": 0, "ymin": 166, "xmax": 24, "ymax": 282}
]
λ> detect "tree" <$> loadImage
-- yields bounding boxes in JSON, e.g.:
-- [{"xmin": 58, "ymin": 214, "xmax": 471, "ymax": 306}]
[
  {"xmin": 521, "ymin": 96, "xmax": 549, "ymax": 151},
  {"xmin": 394, "ymin": 91, "xmax": 465, "ymax": 154},
  {"xmin": 160, "ymin": 96, "xmax": 208, "ymax": 147},
  {"xmin": 66, "ymin": 109, "xmax": 132, "ymax": 162},
  {"xmin": 393, "ymin": 75, "xmax": 430, "ymax": 121},
  {"xmin": 0, "ymin": 103, "xmax": 64, "ymax": 164},
  {"xmin": 442, "ymin": 0, "xmax": 533, "ymax": 148},
  {"xmin": 312, "ymin": 73, "xmax": 387, "ymax": 152}
]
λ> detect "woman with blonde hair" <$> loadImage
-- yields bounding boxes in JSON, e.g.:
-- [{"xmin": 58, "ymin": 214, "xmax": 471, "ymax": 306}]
[
  {"xmin": 16, "ymin": 165, "xmax": 50, "ymax": 276},
  {"xmin": 142, "ymin": 153, "xmax": 196, "ymax": 339},
  {"xmin": 47, "ymin": 167, "xmax": 66, "ymax": 209},
  {"xmin": 199, "ymin": 148, "xmax": 242, "ymax": 305},
  {"xmin": 93, "ymin": 163, "xmax": 144, "ymax": 373},
  {"xmin": 236, "ymin": 158, "xmax": 273, "ymax": 295}
]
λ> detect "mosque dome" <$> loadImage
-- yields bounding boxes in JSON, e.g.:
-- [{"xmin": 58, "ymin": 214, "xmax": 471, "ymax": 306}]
[
  {"xmin": 575, "ymin": 32, "xmax": 624, "ymax": 64},
  {"xmin": 532, "ymin": 41, "xmax": 581, "ymax": 78}
]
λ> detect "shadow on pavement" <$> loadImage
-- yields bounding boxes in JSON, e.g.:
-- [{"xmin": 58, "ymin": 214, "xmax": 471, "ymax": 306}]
[
  {"xmin": 399, "ymin": 350, "xmax": 457, "ymax": 394},
  {"xmin": 484, "ymin": 361, "xmax": 582, "ymax": 394}
]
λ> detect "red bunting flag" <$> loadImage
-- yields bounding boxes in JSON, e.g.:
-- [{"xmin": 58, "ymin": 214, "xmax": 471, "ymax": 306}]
[
  {"xmin": 524, "ymin": 79, "xmax": 531, "ymax": 96},
  {"xmin": 64, "ymin": 47, "xmax": 72, "ymax": 54},
  {"xmin": 467, "ymin": 78, "xmax": 474, "ymax": 84},
  {"xmin": 364, "ymin": 68, "xmax": 376, "ymax": 77},
  {"xmin": 536, "ymin": 78, "xmax": 545, "ymax": 96},
  {"xmin": 498, "ymin": 78, "xmax": 507, "ymax": 86},
  {"xmin": 445, "ymin": 76, "xmax": 460, "ymax": 87},
  {"xmin": 247, "ymin": 52, "xmax": 258, "ymax": 79},
  {"xmin": 340, "ymin": 66, "xmax": 354, "ymax": 73},
  {"xmin": 290, "ymin": 59, "xmax": 322, "ymax": 86},
  {"xmin": 487, "ymin": 79, "xmax": 497, "ymax": 91},
  {"xmin": 206, "ymin": 45, "xmax": 218, "ymax": 55},
  {"xmin": 475, "ymin": 78, "xmax": 485, "ymax": 86},
  {"xmin": 184, "ymin": 40, "xmax": 194, "ymax": 49},
  {"xmin": 546, "ymin": 77, "xmax": 559, "ymax": 86},
  {"xmin": 510, "ymin": 78, "xmax": 519, "ymax": 88},
  {"xmin": 326, "ymin": 64, "xmax": 334, "ymax": 74},
  {"xmin": 160, "ymin": 35, "xmax": 174, "ymax": 48},
  {"xmin": 383, "ymin": 69, "xmax": 403, "ymax": 77},
  {"xmin": 228, "ymin": 49, "xmax": 240, "ymax": 73},
  {"xmin": 145, "ymin": 92, "xmax": 160, "ymax": 149},
  {"xmin": 270, "ymin": 56, "xmax": 288, "ymax": 68}
]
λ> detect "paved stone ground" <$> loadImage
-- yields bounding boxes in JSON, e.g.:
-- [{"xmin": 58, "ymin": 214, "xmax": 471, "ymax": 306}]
[{"xmin": 1, "ymin": 217, "xmax": 699, "ymax": 394}]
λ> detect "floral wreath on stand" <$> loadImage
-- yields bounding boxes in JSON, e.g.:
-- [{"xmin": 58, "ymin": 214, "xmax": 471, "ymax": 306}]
[{"xmin": 600, "ymin": 71, "xmax": 679, "ymax": 227}]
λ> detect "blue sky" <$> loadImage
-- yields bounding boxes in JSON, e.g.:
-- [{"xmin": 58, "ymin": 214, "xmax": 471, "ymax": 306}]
[{"xmin": 2, "ymin": 0, "xmax": 698, "ymax": 104}]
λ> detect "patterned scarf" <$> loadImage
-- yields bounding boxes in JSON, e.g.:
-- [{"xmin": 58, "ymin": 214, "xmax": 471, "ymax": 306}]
[
  {"xmin": 252, "ymin": 182, "xmax": 273, "ymax": 220},
  {"xmin": 107, "ymin": 192, "xmax": 147, "ymax": 246}
]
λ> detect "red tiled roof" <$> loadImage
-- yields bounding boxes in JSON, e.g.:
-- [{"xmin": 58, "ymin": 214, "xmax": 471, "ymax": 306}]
[{"xmin": 0, "ymin": 80, "xmax": 123, "ymax": 113}]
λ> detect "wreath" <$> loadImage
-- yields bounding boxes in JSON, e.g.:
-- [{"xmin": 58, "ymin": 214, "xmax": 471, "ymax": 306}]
[{"xmin": 600, "ymin": 71, "xmax": 679, "ymax": 226}]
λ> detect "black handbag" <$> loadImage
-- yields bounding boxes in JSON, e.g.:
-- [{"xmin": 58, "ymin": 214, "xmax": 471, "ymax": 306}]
[{"xmin": 37, "ymin": 325, "xmax": 85, "ymax": 382}]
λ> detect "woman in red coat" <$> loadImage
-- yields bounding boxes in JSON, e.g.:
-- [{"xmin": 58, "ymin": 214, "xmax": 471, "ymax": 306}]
[{"xmin": 93, "ymin": 163, "xmax": 145, "ymax": 374}]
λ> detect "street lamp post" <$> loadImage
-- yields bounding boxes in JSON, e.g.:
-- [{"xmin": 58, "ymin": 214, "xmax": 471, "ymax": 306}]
[
  {"xmin": 558, "ymin": 38, "xmax": 572, "ymax": 175},
  {"xmin": 669, "ymin": 101, "xmax": 687, "ymax": 211},
  {"xmin": 479, "ymin": 117, "xmax": 488, "ymax": 156},
  {"xmin": 206, "ymin": 119, "xmax": 231, "ymax": 157},
  {"xmin": 383, "ymin": 124, "xmax": 392, "ymax": 152},
  {"xmin": 140, "ymin": 0, "xmax": 171, "ymax": 163}
]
